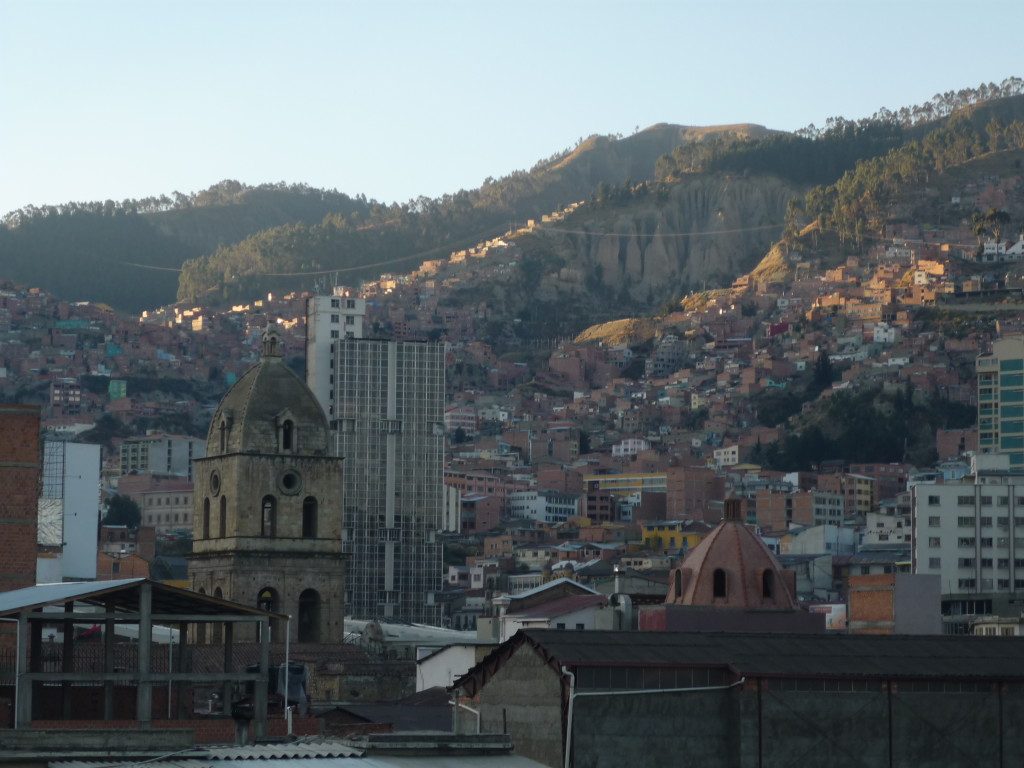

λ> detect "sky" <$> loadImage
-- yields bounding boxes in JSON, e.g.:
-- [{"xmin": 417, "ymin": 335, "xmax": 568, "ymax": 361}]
[{"xmin": 2, "ymin": 0, "xmax": 1023, "ymax": 218}]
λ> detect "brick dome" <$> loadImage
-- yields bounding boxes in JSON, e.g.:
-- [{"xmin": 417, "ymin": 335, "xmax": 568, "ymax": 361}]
[{"xmin": 665, "ymin": 497, "xmax": 798, "ymax": 610}]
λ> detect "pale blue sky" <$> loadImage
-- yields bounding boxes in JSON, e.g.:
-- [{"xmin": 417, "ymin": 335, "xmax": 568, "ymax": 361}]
[{"xmin": 2, "ymin": 0, "xmax": 1022, "ymax": 217}]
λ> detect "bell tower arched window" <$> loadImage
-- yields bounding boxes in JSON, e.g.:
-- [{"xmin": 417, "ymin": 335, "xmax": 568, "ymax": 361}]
[
  {"xmin": 298, "ymin": 589, "xmax": 321, "ymax": 642},
  {"xmin": 262, "ymin": 495, "xmax": 277, "ymax": 537},
  {"xmin": 302, "ymin": 497, "xmax": 318, "ymax": 538},
  {"xmin": 202, "ymin": 499, "xmax": 210, "ymax": 539},
  {"xmin": 219, "ymin": 495, "xmax": 227, "ymax": 538},
  {"xmin": 282, "ymin": 419, "xmax": 294, "ymax": 451}
]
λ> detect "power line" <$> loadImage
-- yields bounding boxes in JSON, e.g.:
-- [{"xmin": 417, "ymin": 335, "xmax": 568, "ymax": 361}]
[{"xmin": 542, "ymin": 222, "xmax": 785, "ymax": 238}]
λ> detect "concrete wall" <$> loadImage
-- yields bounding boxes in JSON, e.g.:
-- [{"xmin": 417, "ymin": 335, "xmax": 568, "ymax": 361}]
[
  {"xmin": 474, "ymin": 642, "xmax": 1024, "ymax": 768},
  {"xmin": 476, "ymin": 646, "xmax": 564, "ymax": 768},
  {"xmin": 573, "ymin": 688, "xmax": 733, "ymax": 767}
]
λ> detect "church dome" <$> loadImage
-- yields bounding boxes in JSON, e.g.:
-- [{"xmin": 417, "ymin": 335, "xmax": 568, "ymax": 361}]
[
  {"xmin": 206, "ymin": 325, "xmax": 330, "ymax": 457},
  {"xmin": 665, "ymin": 497, "xmax": 798, "ymax": 610}
]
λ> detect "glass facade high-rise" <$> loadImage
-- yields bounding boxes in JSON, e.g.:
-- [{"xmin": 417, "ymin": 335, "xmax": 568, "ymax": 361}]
[
  {"xmin": 333, "ymin": 339, "xmax": 445, "ymax": 623},
  {"xmin": 978, "ymin": 336, "xmax": 1024, "ymax": 469}
]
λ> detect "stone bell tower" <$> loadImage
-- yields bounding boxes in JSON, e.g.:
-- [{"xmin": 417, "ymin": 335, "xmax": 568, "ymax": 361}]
[{"xmin": 189, "ymin": 325, "xmax": 345, "ymax": 643}]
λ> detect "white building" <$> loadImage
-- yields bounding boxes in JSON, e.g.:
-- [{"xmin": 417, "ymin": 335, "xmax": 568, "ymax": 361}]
[
  {"xmin": 38, "ymin": 441, "xmax": 101, "ymax": 582},
  {"xmin": 119, "ymin": 434, "xmax": 204, "ymax": 480},
  {"xmin": 507, "ymin": 490, "xmax": 581, "ymax": 524},
  {"xmin": 912, "ymin": 472, "xmax": 1024, "ymax": 633},
  {"xmin": 305, "ymin": 288, "xmax": 366, "ymax": 413}
]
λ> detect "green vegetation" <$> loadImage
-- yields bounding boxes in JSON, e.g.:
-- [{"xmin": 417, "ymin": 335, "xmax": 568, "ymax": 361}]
[
  {"xmin": 103, "ymin": 494, "xmax": 141, "ymax": 529},
  {"xmin": 750, "ymin": 384, "xmax": 976, "ymax": 470}
]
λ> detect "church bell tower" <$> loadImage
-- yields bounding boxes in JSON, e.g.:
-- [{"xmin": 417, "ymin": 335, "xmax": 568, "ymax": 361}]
[{"xmin": 189, "ymin": 325, "xmax": 345, "ymax": 643}]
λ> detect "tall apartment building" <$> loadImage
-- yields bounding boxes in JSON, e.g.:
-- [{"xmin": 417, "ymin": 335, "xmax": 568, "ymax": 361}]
[
  {"xmin": 911, "ymin": 463, "xmax": 1024, "ymax": 633},
  {"xmin": 977, "ymin": 335, "xmax": 1024, "ymax": 469},
  {"xmin": 306, "ymin": 289, "xmax": 366, "ymax": 415},
  {"xmin": 306, "ymin": 296, "xmax": 445, "ymax": 624},
  {"xmin": 119, "ymin": 434, "xmax": 204, "ymax": 480}
]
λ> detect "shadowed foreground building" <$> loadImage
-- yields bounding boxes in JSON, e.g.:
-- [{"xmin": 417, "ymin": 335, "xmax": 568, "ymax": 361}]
[{"xmin": 453, "ymin": 628, "xmax": 1024, "ymax": 768}]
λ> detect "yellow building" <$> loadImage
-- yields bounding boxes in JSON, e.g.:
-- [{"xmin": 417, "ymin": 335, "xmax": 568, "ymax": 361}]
[{"xmin": 640, "ymin": 520, "xmax": 713, "ymax": 553}]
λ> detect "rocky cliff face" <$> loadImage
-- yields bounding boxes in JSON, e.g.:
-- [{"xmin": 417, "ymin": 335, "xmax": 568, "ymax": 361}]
[{"xmin": 525, "ymin": 174, "xmax": 803, "ymax": 303}]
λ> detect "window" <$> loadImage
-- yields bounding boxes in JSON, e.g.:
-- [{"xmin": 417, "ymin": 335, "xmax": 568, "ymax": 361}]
[
  {"xmin": 958, "ymin": 496, "xmax": 974, "ymax": 506},
  {"xmin": 298, "ymin": 589, "xmax": 321, "ymax": 643},
  {"xmin": 980, "ymin": 517, "xmax": 992, "ymax": 527},
  {"xmin": 202, "ymin": 499, "xmax": 210, "ymax": 539},
  {"xmin": 928, "ymin": 496, "xmax": 940, "ymax": 506},
  {"xmin": 980, "ymin": 498, "xmax": 992, "ymax": 508},
  {"xmin": 929, "ymin": 537, "xmax": 941, "ymax": 547},
  {"xmin": 219, "ymin": 496, "xmax": 227, "ymax": 538},
  {"xmin": 928, "ymin": 516, "xmax": 941, "ymax": 527},
  {"xmin": 929, "ymin": 558, "xmax": 941, "ymax": 569},
  {"xmin": 981, "ymin": 558, "xmax": 993, "ymax": 568},
  {"xmin": 302, "ymin": 497, "xmax": 318, "ymax": 538},
  {"xmin": 981, "ymin": 538, "xmax": 993, "ymax": 548},
  {"xmin": 958, "ymin": 517, "xmax": 974, "ymax": 527},
  {"xmin": 281, "ymin": 419, "xmax": 294, "ymax": 451},
  {"xmin": 762, "ymin": 570, "xmax": 774, "ymax": 598},
  {"xmin": 959, "ymin": 558, "xmax": 975, "ymax": 568},
  {"xmin": 576, "ymin": 623, "xmax": 585, "ymax": 630},
  {"xmin": 958, "ymin": 579, "xmax": 976, "ymax": 589},
  {"xmin": 713, "ymin": 569, "xmax": 727, "ymax": 598},
  {"xmin": 262, "ymin": 495, "xmax": 277, "ymax": 537},
  {"xmin": 958, "ymin": 538, "xmax": 976, "ymax": 547},
  {"xmin": 345, "ymin": 315, "xmax": 355, "ymax": 325},
  {"xmin": 330, "ymin": 314, "xmax": 339, "ymax": 323}
]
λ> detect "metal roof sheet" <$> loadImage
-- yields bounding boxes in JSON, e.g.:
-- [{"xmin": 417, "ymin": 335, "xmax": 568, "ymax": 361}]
[
  {"xmin": 452, "ymin": 629, "xmax": 1024, "ymax": 696},
  {"xmin": 0, "ymin": 579, "xmax": 285, "ymax": 620},
  {"xmin": 515, "ymin": 629, "xmax": 1024, "ymax": 679}
]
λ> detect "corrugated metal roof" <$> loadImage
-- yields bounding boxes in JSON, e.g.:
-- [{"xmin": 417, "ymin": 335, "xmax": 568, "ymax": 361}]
[
  {"xmin": 518, "ymin": 629, "xmax": 1024, "ymax": 679},
  {"xmin": 54, "ymin": 758, "xmax": 546, "ymax": 768},
  {"xmin": 453, "ymin": 629, "xmax": 1024, "ymax": 695},
  {"xmin": 0, "ymin": 579, "xmax": 286, "ymax": 620}
]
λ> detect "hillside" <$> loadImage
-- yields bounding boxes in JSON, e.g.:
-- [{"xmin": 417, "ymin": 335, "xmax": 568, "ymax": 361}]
[
  {"xmin": 0, "ymin": 124, "xmax": 777, "ymax": 314},
  {"xmin": 3, "ymin": 80, "xmax": 1023, "ymax": 318}
]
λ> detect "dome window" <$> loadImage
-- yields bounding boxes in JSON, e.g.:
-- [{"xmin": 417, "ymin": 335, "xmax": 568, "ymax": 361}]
[{"xmin": 713, "ymin": 568, "xmax": 727, "ymax": 598}]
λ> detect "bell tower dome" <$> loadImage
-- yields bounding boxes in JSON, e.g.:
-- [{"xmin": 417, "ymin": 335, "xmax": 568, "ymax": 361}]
[{"xmin": 189, "ymin": 323, "xmax": 345, "ymax": 643}]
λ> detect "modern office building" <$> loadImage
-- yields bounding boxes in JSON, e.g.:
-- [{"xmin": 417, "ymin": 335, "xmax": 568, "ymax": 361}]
[
  {"xmin": 911, "ymin": 459, "xmax": 1024, "ymax": 633},
  {"xmin": 306, "ymin": 295, "xmax": 445, "ymax": 624},
  {"xmin": 119, "ymin": 433, "xmax": 204, "ymax": 480},
  {"xmin": 977, "ymin": 335, "xmax": 1024, "ymax": 469}
]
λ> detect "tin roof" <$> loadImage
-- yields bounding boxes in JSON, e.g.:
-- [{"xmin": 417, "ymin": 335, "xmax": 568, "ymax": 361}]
[
  {"xmin": 0, "ymin": 578, "xmax": 284, "ymax": 619},
  {"xmin": 452, "ymin": 629, "xmax": 1024, "ymax": 697}
]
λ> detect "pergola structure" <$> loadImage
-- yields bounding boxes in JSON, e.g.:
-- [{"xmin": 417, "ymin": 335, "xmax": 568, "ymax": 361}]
[{"xmin": 0, "ymin": 578, "xmax": 284, "ymax": 740}]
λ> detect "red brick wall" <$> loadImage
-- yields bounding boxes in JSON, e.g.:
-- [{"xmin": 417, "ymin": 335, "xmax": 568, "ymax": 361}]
[{"xmin": 0, "ymin": 405, "xmax": 41, "ymax": 649}]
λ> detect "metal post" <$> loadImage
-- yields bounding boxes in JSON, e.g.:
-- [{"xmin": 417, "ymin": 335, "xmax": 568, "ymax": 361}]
[
  {"xmin": 254, "ymin": 617, "xmax": 269, "ymax": 741},
  {"xmin": 137, "ymin": 583, "xmax": 153, "ymax": 727},
  {"xmin": 16, "ymin": 613, "xmax": 31, "ymax": 728},
  {"xmin": 104, "ymin": 599, "xmax": 115, "ymax": 720}
]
